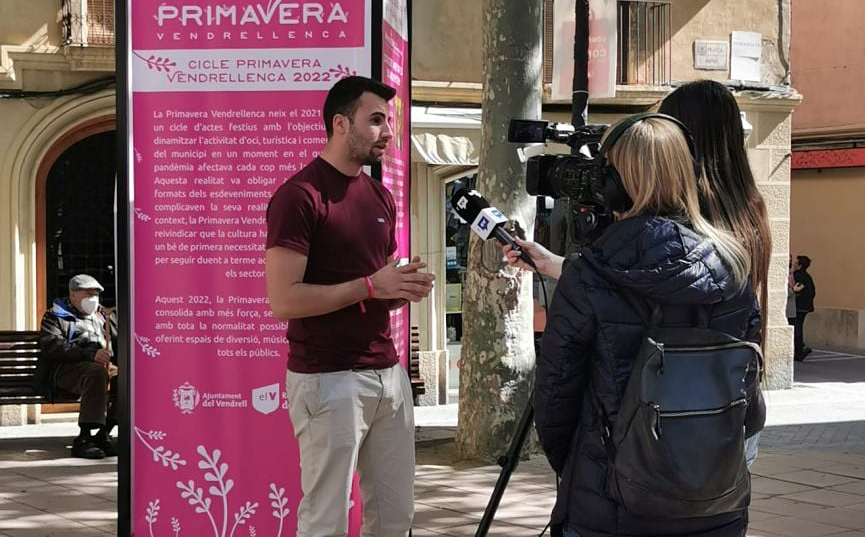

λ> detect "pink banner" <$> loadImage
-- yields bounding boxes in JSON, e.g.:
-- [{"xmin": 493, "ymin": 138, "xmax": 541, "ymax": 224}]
[
  {"xmin": 129, "ymin": 1, "xmax": 377, "ymax": 535},
  {"xmin": 380, "ymin": 0, "xmax": 410, "ymax": 361}
]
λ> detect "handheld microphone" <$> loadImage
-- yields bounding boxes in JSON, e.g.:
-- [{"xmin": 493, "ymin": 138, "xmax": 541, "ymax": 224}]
[{"xmin": 450, "ymin": 188, "xmax": 537, "ymax": 269}]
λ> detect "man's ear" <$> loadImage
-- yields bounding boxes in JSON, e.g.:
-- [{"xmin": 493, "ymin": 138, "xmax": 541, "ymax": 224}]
[{"xmin": 332, "ymin": 114, "xmax": 349, "ymax": 136}]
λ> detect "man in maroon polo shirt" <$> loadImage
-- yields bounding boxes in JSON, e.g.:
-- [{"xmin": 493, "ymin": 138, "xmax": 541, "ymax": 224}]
[{"xmin": 265, "ymin": 76, "xmax": 434, "ymax": 537}]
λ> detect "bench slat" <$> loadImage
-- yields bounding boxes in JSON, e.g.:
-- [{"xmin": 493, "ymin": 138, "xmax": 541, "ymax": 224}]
[{"xmin": 0, "ymin": 331, "xmax": 48, "ymax": 405}]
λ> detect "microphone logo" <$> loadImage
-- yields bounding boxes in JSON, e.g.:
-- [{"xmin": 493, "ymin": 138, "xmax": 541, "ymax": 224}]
[
  {"xmin": 477, "ymin": 217, "xmax": 490, "ymax": 231},
  {"xmin": 456, "ymin": 196, "xmax": 469, "ymax": 210}
]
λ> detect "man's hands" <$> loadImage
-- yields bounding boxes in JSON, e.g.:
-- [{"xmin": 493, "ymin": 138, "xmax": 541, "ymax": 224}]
[
  {"xmin": 93, "ymin": 348, "xmax": 111, "ymax": 365},
  {"xmin": 369, "ymin": 256, "xmax": 435, "ymax": 303},
  {"xmin": 502, "ymin": 239, "xmax": 565, "ymax": 280}
]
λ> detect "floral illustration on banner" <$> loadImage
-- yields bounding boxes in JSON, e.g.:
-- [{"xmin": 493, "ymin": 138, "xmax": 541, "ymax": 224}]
[
  {"xmin": 145, "ymin": 499, "xmax": 161, "ymax": 537},
  {"xmin": 136, "ymin": 334, "xmax": 160, "ymax": 357},
  {"xmin": 167, "ymin": 445, "xmax": 290, "ymax": 537},
  {"xmin": 142, "ymin": 498, "xmax": 185, "ymax": 536},
  {"xmin": 268, "ymin": 484, "xmax": 290, "ymax": 537},
  {"xmin": 134, "ymin": 427, "xmax": 187, "ymax": 470},
  {"xmin": 134, "ymin": 147, "xmax": 143, "ymax": 163},
  {"xmin": 137, "ymin": 435, "xmax": 291, "ymax": 536},
  {"xmin": 231, "ymin": 500, "xmax": 259, "ymax": 537},
  {"xmin": 134, "ymin": 51, "xmax": 177, "ymax": 73},
  {"xmin": 134, "ymin": 208, "xmax": 152, "ymax": 222},
  {"xmin": 329, "ymin": 64, "xmax": 357, "ymax": 79}
]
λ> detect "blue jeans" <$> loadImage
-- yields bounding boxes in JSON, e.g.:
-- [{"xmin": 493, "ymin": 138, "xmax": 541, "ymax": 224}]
[{"xmin": 745, "ymin": 432, "xmax": 760, "ymax": 468}]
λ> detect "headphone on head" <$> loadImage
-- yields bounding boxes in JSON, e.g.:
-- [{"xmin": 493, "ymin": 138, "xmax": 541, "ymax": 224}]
[{"xmin": 595, "ymin": 112, "xmax": 701, "ymax": 213}]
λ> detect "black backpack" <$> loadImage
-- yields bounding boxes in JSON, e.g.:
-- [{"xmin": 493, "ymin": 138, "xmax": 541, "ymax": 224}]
[{"xmin": 598, "ymin": 292, "xmax": 762, "ymax": 519}]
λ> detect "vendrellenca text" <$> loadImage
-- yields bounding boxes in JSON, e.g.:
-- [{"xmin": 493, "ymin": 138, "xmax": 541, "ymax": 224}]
[{"xmin": 167, "ymin": 71, "xmax": 288, "ymax": 83}]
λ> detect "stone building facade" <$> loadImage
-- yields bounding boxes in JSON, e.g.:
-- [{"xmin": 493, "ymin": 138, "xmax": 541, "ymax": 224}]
[{"xmin": 409, "ymin": 0, "xmax": 799, "ymax": 401}]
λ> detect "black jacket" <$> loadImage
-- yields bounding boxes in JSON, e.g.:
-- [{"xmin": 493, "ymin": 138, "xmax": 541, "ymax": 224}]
[
  {"xmin": 535, "ymin": 216, "xmax": 764, "ymax": 537},
  {"xmin": 36, "ymin": 299, "xmax": 116, "ymax": 396},
  {"xmin": 793, "ymin": 269, "xmax": 815, "ymax": 313}
]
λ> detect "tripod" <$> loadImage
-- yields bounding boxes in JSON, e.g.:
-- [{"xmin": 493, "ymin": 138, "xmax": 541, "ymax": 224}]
[{"xmin": 474, "ymin": 389, "xmax": 539, "ymax": 537}]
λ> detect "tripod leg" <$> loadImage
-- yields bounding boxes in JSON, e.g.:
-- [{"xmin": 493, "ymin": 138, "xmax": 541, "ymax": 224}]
[{"xmin": 475, "ymin": 390, "xmax": 535, "ymax": 537}]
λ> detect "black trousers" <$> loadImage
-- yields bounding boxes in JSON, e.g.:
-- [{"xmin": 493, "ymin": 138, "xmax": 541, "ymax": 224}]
[
  {"xmin": 792, "ymin": 311, "xmax": 810, "ymax": 359},
  {"xmin": 53, "ymin": 361, "xmax": 117, "ymax": 426}
]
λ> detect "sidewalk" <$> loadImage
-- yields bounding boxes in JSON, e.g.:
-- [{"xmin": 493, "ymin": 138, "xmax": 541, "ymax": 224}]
[
  {"xmin": 1, "ymin": 349, "xmax": 864, "ymax": 536},
  {"xmin": 413, "ymin": 348, "xmax": 865, "ymax": 536}
]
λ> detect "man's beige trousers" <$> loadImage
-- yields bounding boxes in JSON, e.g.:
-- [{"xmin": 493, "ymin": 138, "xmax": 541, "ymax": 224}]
[{"xmin": 285, "ymin": 364, "xmax": 415, "ymax": 537}]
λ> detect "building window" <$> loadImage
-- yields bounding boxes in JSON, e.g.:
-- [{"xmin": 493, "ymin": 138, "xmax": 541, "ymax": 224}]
[
  {"xmin": 543, "ymin": 0, "xmax": 672, "ymax": 88},
  {"xmin": 44, "ymin": 131, "xmax": 117, "ymax": 308},
  {"xmin": 62, "ymin": 0, "xmax": 115, "ymax": 47},
  {"xmin": 617, "ymin": 1, "xmax": 672, "ymax": 86}
]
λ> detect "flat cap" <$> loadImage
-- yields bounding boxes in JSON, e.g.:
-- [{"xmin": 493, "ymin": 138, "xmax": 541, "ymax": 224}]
[{"xmin": 68, "ymin": 274, "xmax": 104, "ymax": 292}]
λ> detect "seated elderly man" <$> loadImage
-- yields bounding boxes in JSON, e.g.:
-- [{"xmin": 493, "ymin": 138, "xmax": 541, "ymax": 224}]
[{"xmin": 37, "ymin": 274, "xmax": 118, "ymax": 459}]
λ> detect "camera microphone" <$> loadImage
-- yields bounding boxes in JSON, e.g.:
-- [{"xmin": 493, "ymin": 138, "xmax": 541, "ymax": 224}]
[{"xmin": 450, "ymin": 188, "xmax": 537, "ymax": 269}]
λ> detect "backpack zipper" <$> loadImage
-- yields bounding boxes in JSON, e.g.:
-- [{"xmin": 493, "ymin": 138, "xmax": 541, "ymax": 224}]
[
  {"xmin": 649, "ymin": 398, "xmax": 748, "ymax": 440},
  {"xmin": 660, "ymin": 341, "xmax": 763, "ymax": 382},
  {"xmin": 665, "ymin": 341, "xmax": 761, "ymax": 353}
]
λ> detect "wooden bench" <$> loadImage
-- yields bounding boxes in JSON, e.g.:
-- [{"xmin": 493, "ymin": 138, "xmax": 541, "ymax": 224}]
[
  {"xmin": 0, "ymin": 330, "xmax": 78, "ymax": 405},
  {"xmin": 2, "ymin": 328, "xmax": 425, "ymax": 405}
]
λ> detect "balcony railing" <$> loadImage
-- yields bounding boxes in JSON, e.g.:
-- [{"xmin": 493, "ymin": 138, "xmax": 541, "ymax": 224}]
[{"xmin": 62, "ymin": 0, "xmax": 115, "ymax": 47}]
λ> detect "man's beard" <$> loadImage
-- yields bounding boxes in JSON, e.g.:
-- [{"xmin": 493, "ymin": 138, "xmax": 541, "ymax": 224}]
[{"xmin": 348, "ymin": 126, "xmax": 383, "ymax": 165}]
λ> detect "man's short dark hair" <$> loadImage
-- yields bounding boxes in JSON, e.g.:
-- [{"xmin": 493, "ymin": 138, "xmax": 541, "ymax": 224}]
[
  {"xmin": 797, "ymin": 255, "xmax": 811, "ymax": 270},
  {"xmin": 322, "ymin": 76, "xmax": 396, "ymax": 137}
]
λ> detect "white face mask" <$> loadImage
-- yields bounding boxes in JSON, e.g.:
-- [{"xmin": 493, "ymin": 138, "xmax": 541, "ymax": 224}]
[{"xmin": 79, "ymin": 296, "xmax": 99, "ymax": 315}]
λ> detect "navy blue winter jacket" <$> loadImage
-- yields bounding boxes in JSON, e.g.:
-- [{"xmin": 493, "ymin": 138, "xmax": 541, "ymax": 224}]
[{"xmin": 535, "ymin": 216, "xmax": 764, "ymax": 537}]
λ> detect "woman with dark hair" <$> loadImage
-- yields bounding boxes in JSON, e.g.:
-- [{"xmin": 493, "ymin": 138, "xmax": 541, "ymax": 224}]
[
  {"xmin": 536, "ymin": 115, "xmax": 763, "ymax": 537},
  {"xmin": 658, "ymin": 80, "xmax": 772, "ymax": 329}
]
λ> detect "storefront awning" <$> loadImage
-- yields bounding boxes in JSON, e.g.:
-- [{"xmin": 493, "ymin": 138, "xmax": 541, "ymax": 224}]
[{"xmin": 411, "ymin": 106, "xmax": 481, "ymax": 166}]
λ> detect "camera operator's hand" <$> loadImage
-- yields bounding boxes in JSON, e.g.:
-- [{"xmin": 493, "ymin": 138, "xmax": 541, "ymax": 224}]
[
  {"xmin": 93, "ymin": 348, "xmax": 111, "ymax": 365},
  {"xmin": 503, "ymin": 239, "xmax": 564, "ymax": 279},
  {"xmin": 369, "ymin": 257, "xmax": 435, "ymax": 302}
]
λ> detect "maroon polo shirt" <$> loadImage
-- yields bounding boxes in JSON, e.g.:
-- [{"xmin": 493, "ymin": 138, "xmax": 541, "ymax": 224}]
[{"xmin": 266, "ymin": 157, "xmax": 398, "ymax": 373}]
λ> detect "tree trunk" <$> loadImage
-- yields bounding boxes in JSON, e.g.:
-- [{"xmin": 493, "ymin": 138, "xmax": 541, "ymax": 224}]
[{"xmin": 455, "ymin": 0, "xmax": 543, "ymax": 462}]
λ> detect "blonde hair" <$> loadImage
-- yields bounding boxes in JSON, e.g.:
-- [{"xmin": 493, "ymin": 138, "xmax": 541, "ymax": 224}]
[{"xmin": 605, "ymin": 118, "xmax": 750, "ymax": 284}]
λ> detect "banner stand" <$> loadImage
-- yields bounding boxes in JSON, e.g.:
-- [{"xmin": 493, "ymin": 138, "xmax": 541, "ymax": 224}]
[
  {"xmin": 115, "ymin": 0, "xmax": 132, "ymax": 534},
  {"xmin": 116, "ymin": 1, "xmax": 411, "ymax": 535}
]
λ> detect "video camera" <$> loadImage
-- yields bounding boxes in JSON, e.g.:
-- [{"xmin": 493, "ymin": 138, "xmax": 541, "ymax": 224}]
[{"xmin": 507, "ymin": 118, "xmax": 611, "ymax": 244}]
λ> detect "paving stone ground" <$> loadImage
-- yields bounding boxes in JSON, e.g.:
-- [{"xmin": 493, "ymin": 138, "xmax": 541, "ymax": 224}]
[{"xmin": 1, "ymin": 348, "xmax": 864, "ymax": 536}]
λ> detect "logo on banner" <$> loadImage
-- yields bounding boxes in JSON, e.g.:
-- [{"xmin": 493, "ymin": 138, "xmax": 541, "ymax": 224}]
[
  {"xmin": 252, "ymin": 383, "xmax": 280, "ymax": 415},
  {"xmin": 173, "ymin": 382, "xmax": 201, "ymax": 414}
]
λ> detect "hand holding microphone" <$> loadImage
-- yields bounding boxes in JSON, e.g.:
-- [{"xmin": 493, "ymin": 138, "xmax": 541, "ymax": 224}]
[
  {"xmin": 450, "ymin": 188, "xmax": 537, "ymax": 270},
  {"xmin": 502, "ymin": 239, "xmax": 564, "ymax": 279}
]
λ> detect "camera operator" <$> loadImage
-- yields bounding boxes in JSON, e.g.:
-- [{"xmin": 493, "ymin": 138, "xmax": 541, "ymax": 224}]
[
  {"xmin": 534, "ymin": 117, "xmax": 763, "ymax": 536},
  {"xmin": 507, "ymin": 82, "xmax": 770, "ymax": 305}
]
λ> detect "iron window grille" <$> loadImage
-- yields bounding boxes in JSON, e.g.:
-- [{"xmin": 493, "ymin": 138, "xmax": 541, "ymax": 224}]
[
  {"xmin": 543, "ymin": 0, "xmax": 672, "ymax": 88},
  {"xmin": 61, "ymin": 0, "xmax": 115, "ymax": 47}
]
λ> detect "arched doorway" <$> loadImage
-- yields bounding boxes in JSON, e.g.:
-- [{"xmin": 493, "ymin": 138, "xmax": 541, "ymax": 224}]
[
  {"xmin": 44, "ymin": 131, "xmax": 117, "ymax": 309},
  {"xmin": 35, "ymin": 117, "xmax": 116, "ymax": 319}
]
